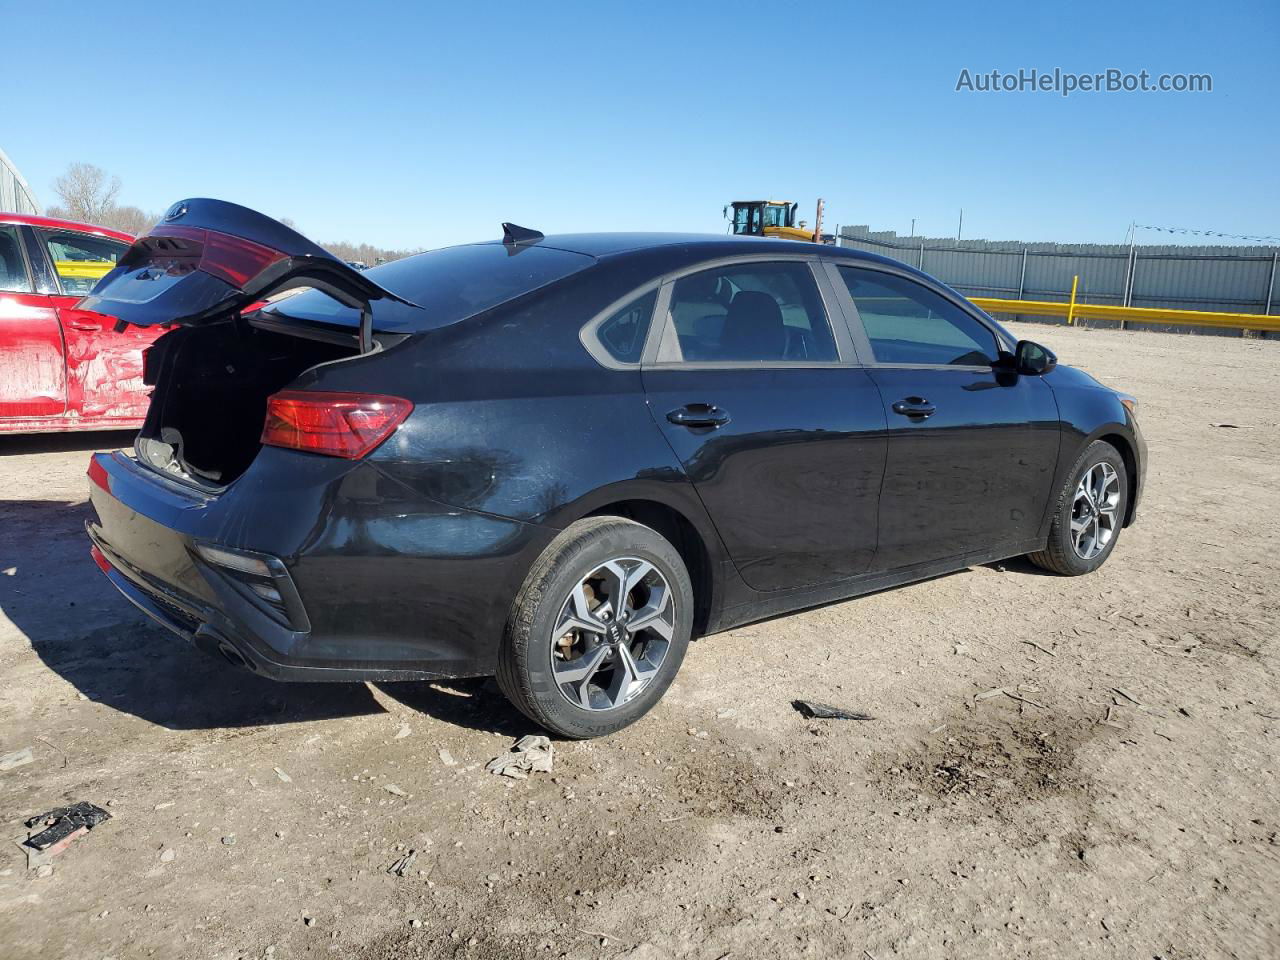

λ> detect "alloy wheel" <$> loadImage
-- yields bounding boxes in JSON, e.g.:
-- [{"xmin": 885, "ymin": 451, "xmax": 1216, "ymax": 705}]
[
  {"xmin": 1070, "ymin": 462, "xmax": 1121, "ymax": 560},
  {"xmin": 550, "ymin": 557, "xmax": 676, "ymax": 711}
]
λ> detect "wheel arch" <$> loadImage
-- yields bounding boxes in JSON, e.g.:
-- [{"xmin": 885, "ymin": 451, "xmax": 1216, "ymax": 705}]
[
  {"xmin": 1094, "ymin": 431, "xmax": 1139, "ymax": 527},
  {"xmin": 584, "ymin": 498, "xmax": 716, "ymax": 637}
]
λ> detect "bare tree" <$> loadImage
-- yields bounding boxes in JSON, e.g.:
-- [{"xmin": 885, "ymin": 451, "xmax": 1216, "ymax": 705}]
[
  {"xmin": 47, "ymin": 164, "xmax": 411, "ymax": 256},
  {"xmin": 97, "ymin": 205, "xmax": 159, "ymax": 236},
  {"xmin": 45, "ymin": 202, "xmax": 159, "ymax": 236},
  {"xmin": 52, "ymin": 163, "xmax": 122, "ymax": 223},
  {"xmin": 322, "ymin": 240, "xmax": 419, "ymax": 266}
]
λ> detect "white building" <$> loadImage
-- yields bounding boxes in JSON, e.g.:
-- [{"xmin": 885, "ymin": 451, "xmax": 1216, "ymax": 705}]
[{"xmin": 0, "ymin": 147, "xmax": 40, "ymax": 215}]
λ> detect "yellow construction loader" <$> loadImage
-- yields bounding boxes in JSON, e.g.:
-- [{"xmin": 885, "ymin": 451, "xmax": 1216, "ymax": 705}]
[{"xmin": 724, "ymin": 199, "xmax": 833, "ymax": 243}]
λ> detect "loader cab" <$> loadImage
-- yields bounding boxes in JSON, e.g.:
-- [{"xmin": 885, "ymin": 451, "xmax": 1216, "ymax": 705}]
[{"xmin": 727, "ymin": 200, "xmax": 798, "ymax": 237}]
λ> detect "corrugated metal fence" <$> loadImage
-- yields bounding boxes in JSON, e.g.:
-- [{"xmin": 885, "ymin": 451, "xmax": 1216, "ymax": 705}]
[{"xmin": 839, "ymin": 225, "xmax": 1279, "ymax": 335}]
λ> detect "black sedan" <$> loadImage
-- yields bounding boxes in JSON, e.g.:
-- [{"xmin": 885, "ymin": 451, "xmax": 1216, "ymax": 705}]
[{"xmin": 83, "ymin": 200, "xmax": 1145, "ymax": 738}]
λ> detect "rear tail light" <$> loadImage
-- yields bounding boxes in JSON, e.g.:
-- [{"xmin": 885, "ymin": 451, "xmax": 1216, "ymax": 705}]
[
  {"xmin": 142, "ymin": 225, "xmax": 285, "ymax": 290},
  {"xmin": 260, "ymin": 390, "xmax": 412, "ymax": 459}
]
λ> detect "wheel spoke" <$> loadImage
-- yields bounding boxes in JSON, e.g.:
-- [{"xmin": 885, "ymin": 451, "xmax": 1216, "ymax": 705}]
[
  {"xmin": 1080, "ymin": 483, "xmax": 1098, "ymax": 513},
  {"xmin": 1070, "ymin": 514, "xmax": 1089, "ymax": 552},
  {"xmin": 605, "ymin": 641, "xmax": 657, "ymax": 707},
  {"xmin": 599, "ymin": 559, "xmax": 653, "ymax": 621},
  {"xmin": 557, "ymin": 582, "xmax": 606, "ymax": 637},
  {"xmin": 554, "ymin": 645, "xmax": 609, "ymax": 708},
  {"xmin": 626, "ymin": 584, "xmax": 674, "ymax": 640}
]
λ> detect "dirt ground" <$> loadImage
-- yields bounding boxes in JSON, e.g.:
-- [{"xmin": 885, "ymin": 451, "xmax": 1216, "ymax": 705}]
[{"xmin": 1, "ymin": 320, "xmax": 1277, "ymax": 960}]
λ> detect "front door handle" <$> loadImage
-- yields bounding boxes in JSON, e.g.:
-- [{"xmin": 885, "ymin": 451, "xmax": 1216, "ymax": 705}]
[
  {"xmin": 891, "ymin": 397, "xmax": 936, "ymax": 420},
  {"xmin": 667, "ymin": 404, "xmax": 731, "ymax": 428},
  {"xmin": 69, "ymin": 321, "xmax": 102, "ymax": 332}
]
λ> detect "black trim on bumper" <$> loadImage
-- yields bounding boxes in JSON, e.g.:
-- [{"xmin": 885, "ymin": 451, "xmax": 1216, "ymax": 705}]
[{"xmin": 88, "ymin": 523, "xmax": 481, "ymax": 683}]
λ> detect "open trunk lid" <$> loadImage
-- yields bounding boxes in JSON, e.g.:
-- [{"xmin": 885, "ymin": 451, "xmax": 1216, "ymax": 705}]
[{"xmin": 78, "ymin": 198, "xmax": 417, "ymax": 351}]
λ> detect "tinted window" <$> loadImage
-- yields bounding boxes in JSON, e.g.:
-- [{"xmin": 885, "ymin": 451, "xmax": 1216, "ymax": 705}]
[
  {"xmin": 664, "ymin": 261, "xmax": 837, "ymax": 363},
  {"xmin": 42, "ymin": 230, "xmax": 127, "ymax": 295},
  {"xmin": 837, "ymin": 266, "xmax": 997, "ymax": 366},
  {"xmin": 0, "ymin": 227, "xmax": 30, "ymax": 293},
  {"xmin": 265, "ymin": 243, "xmax": 595, "ymax": 332},
  {"xmin": 595, "ymin": 289, "xmax": 655, "ymax": 364}
]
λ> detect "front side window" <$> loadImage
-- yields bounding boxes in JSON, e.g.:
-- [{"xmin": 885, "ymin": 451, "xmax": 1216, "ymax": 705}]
[
  {"xmin": 837, "ymin": 266, "xmax": 998, "ymax": 366},
  {"xmin": 0, "ymin": 227, "xmax": 30, "ymax": 293},
  {"xmin": 595, "ymin": 289, "xmax": 656, "ymax": 364},
  {"xmin": 664, "ymin": 261, "xmax": 838, "ymax": 363},
  {"xmin": 41, "ymin": 230, "xmax": 127, "ymax": 295}
]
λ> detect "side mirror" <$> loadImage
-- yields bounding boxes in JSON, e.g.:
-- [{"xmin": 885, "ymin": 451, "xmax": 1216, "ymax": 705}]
[{"xmin": 1015, "ymin": 339, "xmax": 1057, "ymax": 375}]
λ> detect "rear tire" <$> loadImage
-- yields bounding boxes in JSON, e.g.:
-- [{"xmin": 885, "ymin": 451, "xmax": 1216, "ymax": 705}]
[
  {"xmin": 1028, "ymin": 440, "xmax": 1128, "ymax": 576},
  {"xmin": 497, "ymin": 516, "xmax": 693, "ymax": 739}
]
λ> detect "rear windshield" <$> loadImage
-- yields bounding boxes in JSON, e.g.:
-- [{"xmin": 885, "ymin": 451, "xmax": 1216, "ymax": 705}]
[{"xmin": 262, "ymin": 242, "xmax": 595, "ymax": 331}]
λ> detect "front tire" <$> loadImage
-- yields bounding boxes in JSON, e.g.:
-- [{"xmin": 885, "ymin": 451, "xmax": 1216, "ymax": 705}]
[
  {"xmin": 1028, "ymin": 440, "xmax": 1128, "ymax": 576},
  {"xmin": 497, "ymin": 516, "xmax": 693, "ymax": 739}
]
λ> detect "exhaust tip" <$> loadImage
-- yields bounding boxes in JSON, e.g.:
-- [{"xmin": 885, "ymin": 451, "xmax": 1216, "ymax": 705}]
[
  {"xmin": 217, "ymin": 642, "xmax": 256, "ymax": 673},
  {"xmin": 193, "ymin": 625, "xmax": 258, "ymax": 673}
]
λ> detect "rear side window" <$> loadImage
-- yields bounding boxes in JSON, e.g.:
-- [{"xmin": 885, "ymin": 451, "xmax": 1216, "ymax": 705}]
[
  {"xmin": 0, "ymin": 227, "xmax": 30, "ymax": 293},
  {"xmin": 595, "ymin": 289, "xmax": 655, "ymax": 364},
  {"xmin": 837, "ymin": 266, "xmax": 997, "ymax": 366},
  {"xmin": 41, "ymin": 230, "xmax": 127, "ymax": 295},
  {"xmin": 662, "ymin": 261, "xmax": 837, "ymax": 363},
  {"xmin": 265, "ymin": 242, "xmax": 596, "ymax": 332}
]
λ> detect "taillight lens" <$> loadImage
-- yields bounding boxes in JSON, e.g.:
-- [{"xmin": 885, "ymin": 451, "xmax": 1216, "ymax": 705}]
[
  {"xmin": 142, "ymin": 225, "xmax": 285, "ymax": 289},
  {"xmin": 260, "ymin": 391, "xmax": 412, "ymax": 459}
]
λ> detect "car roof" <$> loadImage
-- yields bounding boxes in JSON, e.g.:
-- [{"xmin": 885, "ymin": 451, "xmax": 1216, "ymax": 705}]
[
  {"xmin": 560, "ymin": 233, "xmax": 923, "ymax": 273},
  {"xmin": 0, "ymin": 211, "xmax": 134, "ymax": 243},
  {"xmin": 480, "ymin": 232, "xmax": 910, "ymax": 271}
]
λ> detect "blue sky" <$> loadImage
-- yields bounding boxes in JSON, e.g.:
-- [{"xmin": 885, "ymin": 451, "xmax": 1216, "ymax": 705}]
[{"xmin": 6, "ymin": 0, "xmax": 1277, "ymax": 249}]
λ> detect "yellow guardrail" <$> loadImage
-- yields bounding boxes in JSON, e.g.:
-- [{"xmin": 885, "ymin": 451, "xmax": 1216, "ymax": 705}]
[{"xmin": 970, "ymin": 294, "xmax": 1280, "ymax": 333}]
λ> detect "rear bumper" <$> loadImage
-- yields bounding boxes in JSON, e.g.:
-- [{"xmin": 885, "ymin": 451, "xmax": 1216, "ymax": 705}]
[
  {"xmin": 88, "ymin": 527, "xmax": 444, "ymax": 682},
  {"xmin": 86, "ymin": 449, "xmax": 552, "ymax": 681}
]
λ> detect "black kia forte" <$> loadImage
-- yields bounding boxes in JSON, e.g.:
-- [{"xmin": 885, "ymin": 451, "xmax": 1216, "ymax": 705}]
[{"xmin": 84, "ymin": 199, "xmax": 1145, "ymax": 738}]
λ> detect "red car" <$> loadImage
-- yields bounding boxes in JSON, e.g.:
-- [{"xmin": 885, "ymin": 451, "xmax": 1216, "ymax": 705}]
[{"xmin": 0, "ymin": 213, "xmax": 161, "ymax": 433}]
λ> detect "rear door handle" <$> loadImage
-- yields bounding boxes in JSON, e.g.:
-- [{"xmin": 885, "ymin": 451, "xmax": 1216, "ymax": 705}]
[
  {"xmin": 69, "ymin": 321, "xmax": 102, "ymax": 332},
  {"xmin": 891, "ymin": 397, "xmax": 936, "ymax": 419},
  {"xmin": 667, "ymin": 404, "xmax": 731, "ymax": 428}
]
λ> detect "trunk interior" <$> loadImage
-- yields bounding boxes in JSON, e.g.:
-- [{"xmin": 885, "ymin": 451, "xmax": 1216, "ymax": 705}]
[{"xmin": 136, "ymin": 321, "xmax": 359, "ymax": 487}]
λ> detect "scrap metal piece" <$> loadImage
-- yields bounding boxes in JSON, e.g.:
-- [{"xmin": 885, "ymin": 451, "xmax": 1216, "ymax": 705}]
[
  {"xmin": 792, "ymin": 700, "xmax": 875, "ymax": 721},
  {"xmin": 24, "ymin": 801, "xmax": 111, "ymax": 852}
]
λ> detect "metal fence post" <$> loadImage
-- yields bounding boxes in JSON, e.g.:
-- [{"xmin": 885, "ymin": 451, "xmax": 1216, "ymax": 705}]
[
  {"xmin": 1067, "ymin": 275, "xmax": 1080, "ymax": 326},
  {"xmin": 1266, "ymin": 252, "xmax": 1278, "ymax": 315},
  {"xmin": 1120, "ymin": 244, "xmax": 1137, "ymax": 330},
  {"xmin": 918, "ymin": 242, "xmax": 925, "ymax": 269},
  {"xmin": 1018, "ymin": 248, "xmax": 1027, "ymax": 298}
]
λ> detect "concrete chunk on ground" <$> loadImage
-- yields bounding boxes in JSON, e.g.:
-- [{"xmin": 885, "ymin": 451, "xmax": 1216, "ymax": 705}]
[{"xmin": 486, "ymin": 735, "xmax": 554, "ymax": 778}]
